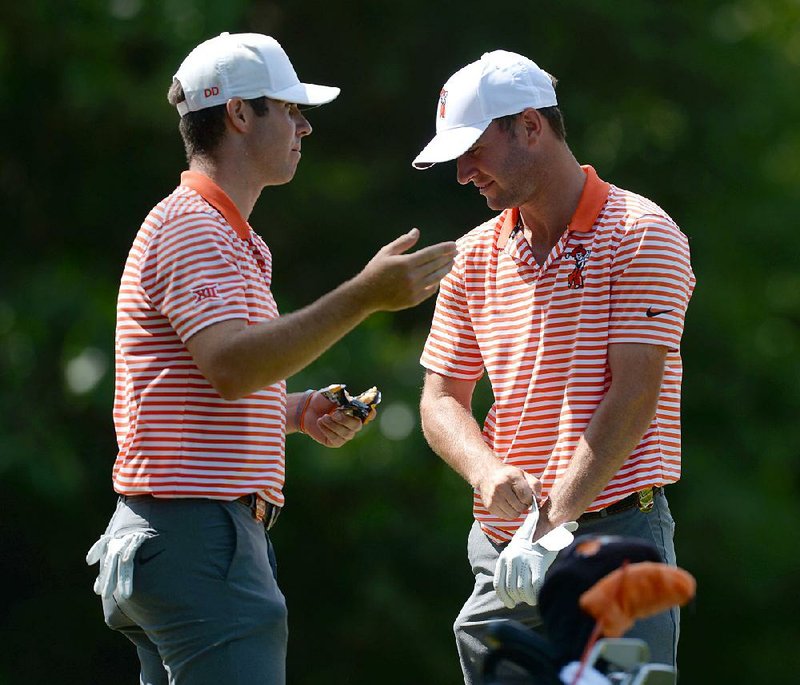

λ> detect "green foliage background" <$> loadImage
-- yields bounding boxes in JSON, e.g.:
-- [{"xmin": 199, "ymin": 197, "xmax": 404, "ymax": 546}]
[{"xmin": 1, "ymin": 1, "xmax": 799, "ymax": 682}]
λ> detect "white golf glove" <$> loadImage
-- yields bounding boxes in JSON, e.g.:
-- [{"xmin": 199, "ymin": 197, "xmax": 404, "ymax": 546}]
[
  {"xmin": 86, "ymin": 530, "xmax": 156, "ymax": 600},
  {"xmin": 493, "ymin": 501, "xmax": 578, "ymax": 608},
  {"xmin": 560, "ymin": 662, "xmax": 612, "ymax": 685}
]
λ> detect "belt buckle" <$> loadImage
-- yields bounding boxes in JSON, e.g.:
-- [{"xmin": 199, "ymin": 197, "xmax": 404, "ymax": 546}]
[
  {"xmin": 253, "ymin": 496, "xmax": 267, "ymax": 523},
  {"xmin": 637, "ymin": 487, "xmax": 655, "ymax": 513}
]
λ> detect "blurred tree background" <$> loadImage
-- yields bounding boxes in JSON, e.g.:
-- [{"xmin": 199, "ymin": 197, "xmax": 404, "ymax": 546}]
[{"xmin": 1, "ymin": 0, "xmax": 799, "ymax": 682}]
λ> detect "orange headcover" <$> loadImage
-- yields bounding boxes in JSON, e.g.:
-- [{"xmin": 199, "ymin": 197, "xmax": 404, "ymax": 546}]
[{"xmin": 578, "ymin": 562, "xmax": 696, "ymax": 638}]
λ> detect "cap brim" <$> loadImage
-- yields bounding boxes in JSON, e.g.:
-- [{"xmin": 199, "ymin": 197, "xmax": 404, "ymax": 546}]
[
  {"xmin": 412, "ymin": 122, "xmax": 489, "ymax": 170},
  {"xmin": 270, "ymin": 82, "xmax": 340, "ymax": 106}
]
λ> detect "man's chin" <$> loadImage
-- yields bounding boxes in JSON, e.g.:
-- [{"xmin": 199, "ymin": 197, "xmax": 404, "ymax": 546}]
[
  {"xmin": 265, "ymin": 170, "xmax": 297, "ymax": 187},
  {"xmin": 483, "ymin": 195, "xmax": 510, "ymax": 211}
]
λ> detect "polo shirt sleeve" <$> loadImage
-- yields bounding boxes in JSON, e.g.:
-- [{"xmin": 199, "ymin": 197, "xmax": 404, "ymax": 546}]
[
  {"xmin": 608, "ymin": 214, "xmax": 695, "ymax": 350},
  {"xmin": 142, "ymin": 212, "xmax": 250, "ymax": 342},
  {"xmin": 420, "ymin": 254, "xmax": 485, "ymax": 381}
]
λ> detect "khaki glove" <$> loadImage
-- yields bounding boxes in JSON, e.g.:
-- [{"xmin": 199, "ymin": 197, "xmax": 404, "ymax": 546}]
[
  {"xmin": 86, "ymin": 530, "xmax": 155, "ymax": 600},
  {"xmin": 493, "ymin": 501, "xmax": 578, "ymax": 608}
]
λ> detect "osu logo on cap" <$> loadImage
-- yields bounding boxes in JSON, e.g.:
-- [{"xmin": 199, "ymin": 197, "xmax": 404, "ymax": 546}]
[
  {"xmin": 438, "ymin": 89, "xmax": 448, "ymax": 118},
  {"xmin": 204, "ymin": 86, "xmax": 220, "ymax": 98}
]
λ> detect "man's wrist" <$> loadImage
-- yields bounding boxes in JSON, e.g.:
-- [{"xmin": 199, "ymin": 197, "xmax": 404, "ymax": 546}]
[
  {"xmin": 467, "ymin": 453, "xmax": 502, "ymax": 491},
  {"xmin": 294, "ymin": 389, "xmax": 315, "ymax": 433},
  {"xmin": 341, "ymin": 273, "xmax": 380, "ymax": 317},
  {"xmin": 533, "ymin": 496, "xmax": 555, "ymax": 542}
]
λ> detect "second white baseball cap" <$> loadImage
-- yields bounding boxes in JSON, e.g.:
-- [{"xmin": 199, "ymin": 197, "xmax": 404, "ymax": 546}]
[
  {"xmin": 173, "ymin": 32, "xmax": 340, "ymax": 117},
  {"xmin": 412, "ymin": 50, "xmax": 557, "ymax": 169}
]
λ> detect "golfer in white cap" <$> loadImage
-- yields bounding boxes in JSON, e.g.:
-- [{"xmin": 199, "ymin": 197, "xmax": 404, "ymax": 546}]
[
  {"xmin": 87, "ymin": 32, "xmax": 455, "ymax": 684},
  {"xmin": 415, "ymin": 50, "xmax": 695, "ymax": 683}
]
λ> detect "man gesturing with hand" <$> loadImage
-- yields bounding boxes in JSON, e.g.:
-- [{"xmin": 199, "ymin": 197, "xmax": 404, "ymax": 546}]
[
  {"xmin": 415, "ymin": 50, "xmax": 694, "ymax": 683},
  {"xmin": 86, "ymin": 32, "xmax": 455, "ymax": 685}
]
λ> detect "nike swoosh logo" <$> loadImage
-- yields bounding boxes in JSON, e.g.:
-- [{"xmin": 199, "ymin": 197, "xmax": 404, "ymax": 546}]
[
  {"xmin": 138, "ymin": 549, "xmax": 165, "ymax": 565},
  {"xmin": 646, "ymin": 307, "xmax": 673, "ymax": 318}
]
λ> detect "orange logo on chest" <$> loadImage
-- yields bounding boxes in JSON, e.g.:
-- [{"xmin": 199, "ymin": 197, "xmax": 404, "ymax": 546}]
[{"xmin": 564, "ymin": 244, "xmax": 590, "ymax": 289}]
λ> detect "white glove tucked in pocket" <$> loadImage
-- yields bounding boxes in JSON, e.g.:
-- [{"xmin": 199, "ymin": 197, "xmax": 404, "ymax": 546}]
[
  {"xmin": 86, "ymin": 529, "xmax": 156, "ymax": 600},
  {"xmin": 493, "ymin": 501, "xmax": 578, "ymax": 608}
]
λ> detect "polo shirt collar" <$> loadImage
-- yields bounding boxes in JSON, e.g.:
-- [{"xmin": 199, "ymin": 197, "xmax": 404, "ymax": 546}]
[
  {"xmin": 568, "ymin": 165, "xmax": 611, "ymax": 233},
  {"xmin": 496, "ymin": 165, "xmax": 611, "ymax": 249},
  {"xmin": 180, "ymin": 170, "xmax": 252, "ymax": 240}
]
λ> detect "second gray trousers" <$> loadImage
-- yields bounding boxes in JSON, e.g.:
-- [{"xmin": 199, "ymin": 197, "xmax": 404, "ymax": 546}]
[{"xmin": 454, "ymin": 489, "xmax": 679, "ymax": 684}]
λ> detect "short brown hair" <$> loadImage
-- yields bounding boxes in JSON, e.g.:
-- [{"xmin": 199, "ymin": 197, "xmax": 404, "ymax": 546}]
[
  {"xmin": 495, "ymin": 72, "xmax": 566, "ymax": 140},
  {"xmin": 167, "ymin": 80, "xmax": 270, "ymax": 161},
  {"xmin": 495, "ymin": 106, "xmax": 566, "ymax": 141}
]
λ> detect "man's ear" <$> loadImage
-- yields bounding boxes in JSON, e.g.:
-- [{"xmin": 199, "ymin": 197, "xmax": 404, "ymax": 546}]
[
  {"xmin": 225, "ymin": 97, "xmax": 249, "ymax": 133},
  {"xmin": 519, "ymin": 107, "xmax": 545, "ymax": 144}
]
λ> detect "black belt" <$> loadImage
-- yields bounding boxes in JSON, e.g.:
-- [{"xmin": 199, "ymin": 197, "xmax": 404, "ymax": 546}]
[
  {"xmin": 238, "ymin": 494, "xmax": 282, "ymax": 530},
  {"xmin": 578, "ymin": 487, "xmax": 660, "ymax": 523}
]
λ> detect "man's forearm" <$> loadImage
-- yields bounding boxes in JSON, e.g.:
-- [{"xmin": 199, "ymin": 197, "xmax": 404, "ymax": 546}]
[
  {"xmin": 189, "ymin": 277, "xmax": 377, "ymax": 400},
  {"xmin": 536, "ymin": 366, "xmax": 663, "ymax": 537},
  {"xmin": 421, "ymin": 372, "xmax": 541, "ymax": 520},
  {"xmin": 420, "ymin": 393, "xmax": 497, "ymax": 488},
  {"xmin": 546, "ymin": 405, "xmax": 648, "ymax": 524},
  {"xmin": 225, "ymin": 278, "xmax": 374, "ymax": 396},
  {"xmin": 189, "ymin": 230, "xmax": 457, "ymax": 400}
]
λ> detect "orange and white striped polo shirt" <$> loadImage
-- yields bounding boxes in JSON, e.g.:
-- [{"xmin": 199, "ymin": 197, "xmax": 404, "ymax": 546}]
[
  {"xmin": 112, "ymin": 171, "xmax": 287, "ymax": 506},
  {"xmin": 421, "ymin": 166, "xmax": 695, "ymax": 542}
]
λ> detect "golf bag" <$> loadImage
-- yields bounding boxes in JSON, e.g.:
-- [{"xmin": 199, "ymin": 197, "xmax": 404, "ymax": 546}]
[{"xmin": 481, "ymin": 535, "xmax": 693, "ymax": 685}]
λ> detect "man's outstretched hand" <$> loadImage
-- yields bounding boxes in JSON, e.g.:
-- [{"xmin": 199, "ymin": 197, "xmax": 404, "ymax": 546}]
[{"xmin": 356, "ymin": 228, "xmax": 457, "ymax": 312}]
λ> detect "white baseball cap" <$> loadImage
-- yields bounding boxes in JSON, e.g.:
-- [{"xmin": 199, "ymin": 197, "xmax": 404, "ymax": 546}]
[
  {"xmin": 173, "ymin": 32, "xmax": 340, "ymax": 116},
  {"xmin": 412, "ymin": 50, "xmax": 557, "ymax": 169}
]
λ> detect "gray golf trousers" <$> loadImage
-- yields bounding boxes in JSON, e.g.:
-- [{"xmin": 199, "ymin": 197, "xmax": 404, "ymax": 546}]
[
  {"xmin": 100, "ymin": 496, "xmax": 287, "ymax": 685},
  {"xmin": 455, "ymin": 488, "xmax": 679, "ymax": 684}
]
